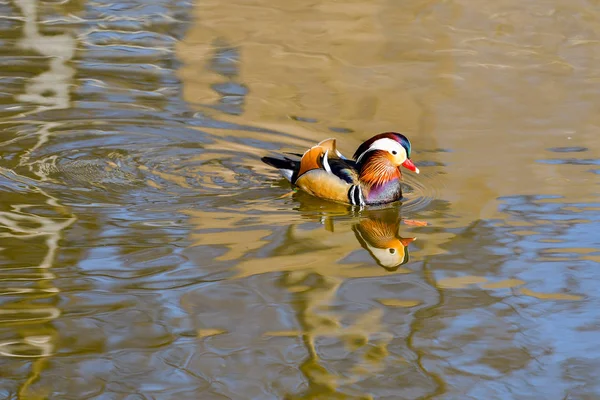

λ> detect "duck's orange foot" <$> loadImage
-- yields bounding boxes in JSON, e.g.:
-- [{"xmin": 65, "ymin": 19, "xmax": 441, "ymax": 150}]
[{"xmin": 278, "ymin": 190, "xmax": 297, "ymax": 199}]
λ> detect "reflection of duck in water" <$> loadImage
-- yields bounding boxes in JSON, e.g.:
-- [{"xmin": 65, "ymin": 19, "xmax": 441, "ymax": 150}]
[
  {"xmin": 279, "ymin": 192, "xmax": 417, "ymax": 270},
  {"xmin": 262, "ymin": 132, "xmax": 419, "ymax": 206},
  {"xmin": 353, "ymin": 209, "xmax": 415, "ymax": 270}
]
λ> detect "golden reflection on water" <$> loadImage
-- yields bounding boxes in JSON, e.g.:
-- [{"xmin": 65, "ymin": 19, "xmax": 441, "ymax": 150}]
[
  {"xmin": 186, "ymin": 199, "xmax": 418, "ymax": 397},
  {"xmin": 14, "ymin": 0, "xmax": 75, "ymax": 113},
  {"xmin": 187, "ymin": 203, "xmax": 416, "ymax": 276},
  {"xmin": 178, "ymin": 0, "xmax": 600, "ymax": 218},
  {"xmin": 175, "ymin": 0, "xmax": 600, "ymax": 396},
  {"xmin": 0, "ymin": 0, "xmax": 598, "ymax": 397},
  {"xmin": 0, "ymin": 5, "xmax": 76, "ymax": 400}
]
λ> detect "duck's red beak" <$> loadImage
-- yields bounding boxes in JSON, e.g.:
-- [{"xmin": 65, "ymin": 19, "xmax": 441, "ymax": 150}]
[{"xmin": 401, "ymin": 159, "xmax": 419, "ymax": 174}]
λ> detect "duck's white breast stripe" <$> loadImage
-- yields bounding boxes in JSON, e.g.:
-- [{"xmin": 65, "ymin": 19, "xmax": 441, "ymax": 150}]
[
  {"xmin": 322, "ymin": 150, "xmax": 332, "ymax": 173},
  {"xmin": 348, "ymin": 185, "xmax": 356, "ymax": 205}
]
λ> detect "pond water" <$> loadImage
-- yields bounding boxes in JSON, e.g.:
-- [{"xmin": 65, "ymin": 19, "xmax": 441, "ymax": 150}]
[{"xmin": 1, "ymin": 0, "xmax": 599, "ymax": 398}]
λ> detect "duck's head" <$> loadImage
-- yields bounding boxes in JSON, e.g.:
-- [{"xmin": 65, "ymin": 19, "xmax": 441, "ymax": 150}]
[{"xmin": 353, "ymin": 132, "xmax": 419, "ymax": 174}]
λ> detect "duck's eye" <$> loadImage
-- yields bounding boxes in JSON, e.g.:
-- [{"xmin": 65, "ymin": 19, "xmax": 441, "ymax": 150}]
[
  {"xmin": 391, "ymin": 150, "xmax": 397, "ymax": 155},
  {"xmin": 388, "ymin": 248, "xmax": 396, "ymax": 254}
]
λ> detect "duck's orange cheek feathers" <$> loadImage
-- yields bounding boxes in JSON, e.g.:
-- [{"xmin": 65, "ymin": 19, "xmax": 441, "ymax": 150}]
[
  {"xmin": 295, "ymin": 171, "xmax": 350, "ymax": 204},
  {"xmin": 359, "ymin": 157, "xmax": 401, "ymax": 187}
]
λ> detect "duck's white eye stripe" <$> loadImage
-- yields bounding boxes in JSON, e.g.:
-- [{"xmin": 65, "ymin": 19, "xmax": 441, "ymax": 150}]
[
  {"xmin": 322, "ymin": 150, "xmax": 332, "ymax": 173},
  {"xmin": 356, "ymin": 138, "xmax": 406, "ymax": 163}
]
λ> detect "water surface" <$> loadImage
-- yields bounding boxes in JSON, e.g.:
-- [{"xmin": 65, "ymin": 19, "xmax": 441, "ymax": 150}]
[{"xmin": 1, "ymin": 0, "xmax": 599, "ymax": 399}]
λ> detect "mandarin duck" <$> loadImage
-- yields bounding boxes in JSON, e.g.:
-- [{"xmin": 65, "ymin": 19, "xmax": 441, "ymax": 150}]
[{"xmin": 261, "ymin": 132, "xmax": 419, "ymax": 206}]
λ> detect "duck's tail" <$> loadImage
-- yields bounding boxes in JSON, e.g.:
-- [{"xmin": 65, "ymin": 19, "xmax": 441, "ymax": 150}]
[{"xmin": 261, "ymin": 156, "xmax": 298, "ymax": 182}]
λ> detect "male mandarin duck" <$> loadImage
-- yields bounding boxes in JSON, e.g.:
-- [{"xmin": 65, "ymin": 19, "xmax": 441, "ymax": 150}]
[{"xmin": 261, "ymin": 132, "xmax": 419, "ymax": 206}]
